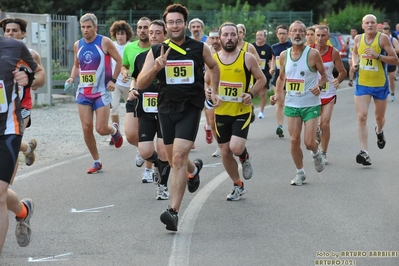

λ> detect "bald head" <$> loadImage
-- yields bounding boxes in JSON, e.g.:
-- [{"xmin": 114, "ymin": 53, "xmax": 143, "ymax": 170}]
[
  {"xmin": 362, "ymin": 14, "xmax": 377, "ymax": 23},
  {"xmin": 362, "ymin": 14, "xmax": 378, "ymax": 33}
]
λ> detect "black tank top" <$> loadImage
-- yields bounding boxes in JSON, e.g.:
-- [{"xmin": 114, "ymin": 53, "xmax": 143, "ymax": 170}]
[{"xmin": 152, "ymin": 37, "xmax": 205, "ymax": 113}]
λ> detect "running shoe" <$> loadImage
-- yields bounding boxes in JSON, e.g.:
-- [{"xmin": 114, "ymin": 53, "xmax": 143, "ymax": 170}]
[
  {"xmin": 312, "ymin": 150, "xmax": 325, "ymax": 172},
  {"xmin": 109, "ymin": 139, "xmax": 114, "ymax": 146},
  {"xmin": 291, "ymin": 170, "xmax": 306, "ymax": 186},
  {"xmin": 212, "ymin": 146, "xmax": 221, "ymax": 158},
  {"xmin": 15, "ymin": 198, "xmax": 34, "ymax": 247},
  {"xmin": 160, "ymin": 206, "xmax": 178, "ymax": 231},
  {"xmin": 136, "ymin": 151, "xmax": 145, "ymax": 167},
  {"xmin": 390, "ymin": 94, "xmax": 395, "ymax": 102},
  {"xmin": 276, "ymin": 126, "xmax": 284, "ymax": 138},
  {"xmin": 87, "ymin": 162, "xmax": 102, "ymax": 174},
  {"xmin": 356, "ymin": 150, "xmax": 372, "ymax": 166},
  {"xmin": 204, "ymin": 125, "xmax": 213, "ymax": 144},
  {"xmin": 187, "ymin": 159, "xmax": 203, "ymax": 193},
  {"xmin": 142, "ymin": 169, "xmax": 154, "ymax": 183},
  {"xmin": 156, "ymin": 184, "xmax": 170, "ymax": 200},
  {"xmin": 24, "ymin": 139, "xmax": 37, "ymax": 166},
  {"xmin": 153, "ymin": 166, "xmax": 160, "ymax": 184},
  {"xmin": 226, "ymin": 184, "xmax": 246, "ymax": 201},
  {"xmin": 111, "ymin": 123, "xmax": 123, "ymax": 148},
  {"xmin": 321, "ymin": 151, "xmax": 329, "ymax": 165},
  {"xmin": 241, "ymin": 156, "xmax": 253, "ymax": 180},
  {"xmin": 375, "ymin": 126, "xmax": 386, "ymax": 149},
  {"xmin": 258, "ymin": 111, "xmax": 264, "ymax": 119}
]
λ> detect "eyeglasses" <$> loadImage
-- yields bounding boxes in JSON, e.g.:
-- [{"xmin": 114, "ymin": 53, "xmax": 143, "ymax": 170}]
[
  {"xmin": 166, "ymin": 19, "xmax": 184, "ymax": 26},
  {"xmin": 383, "ymin": 27, "xmax": 390, "ymax": 30}
]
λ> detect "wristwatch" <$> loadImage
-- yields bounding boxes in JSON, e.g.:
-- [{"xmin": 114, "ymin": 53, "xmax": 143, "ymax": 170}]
[{"xmin": 110, "ymin": 77, "xmax": 117, "ymax": 83}]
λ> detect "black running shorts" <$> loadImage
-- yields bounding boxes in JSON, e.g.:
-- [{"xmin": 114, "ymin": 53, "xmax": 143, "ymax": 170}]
[
  {"xmin": 158, "ymin": 107, "xmax": 201, "ymax": 145},
  {"xmin": 0, "ymin": 135, "xmax": 22, "ymax": 184}
]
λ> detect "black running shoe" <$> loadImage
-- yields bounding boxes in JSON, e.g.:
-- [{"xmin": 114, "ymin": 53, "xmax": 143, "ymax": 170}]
[
  {"xmin": 276, "ymin": 126, "xmax": 284, "ymax": 138},
  {"xmin": 187, "ymin": 158, "xmax": 203, "ymax": 193},
  {"xmin": 375, "ymin": 126, "xmax": 386, "ymax": 149},
  {"xmin": 160, "ymin": 207, "xmax": 178, "ymax": 231},
  {"xmin": 356, "ymin": 150, "xmax": 372, "ymax": 166}
]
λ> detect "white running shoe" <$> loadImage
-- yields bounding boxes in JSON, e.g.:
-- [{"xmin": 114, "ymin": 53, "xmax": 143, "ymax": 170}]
[
  {"xmin": 227, "ymin": 184, "xmax": 246, "ymax": 201},
  {"xmin": 312, "ymin": 150, "xmax": 325, "ymax": 172},
  {"xmin": 141, "ymin": 169, "xmax": 154, "ymax": 183},
  {"xmin": 136, "ymin": 151, "xmax": 145, "ymax": 167},
  {"xmin": 241, "ymin": 156, "xmax": 253, "ymax": 180},
  {"xmin": 153, "ymin": 166, "xmax": 160, "ymax": 184},
  {"xmin": 258, "ymin": 111, "xmax": 264, "ymax": 119},
  {"xmin": 212, "ymin": 146, "xmax": 221, "ymax": 158},
  {"xmin": 321, "ymin": 152, "xmax": 329, "ymax": 165},
  {"xmin": 291, "ymin": 170, "xmax": 306, "ymax": 186},
  {"xmin": 156, "ymin": 184, "xmax": 170, "ymax": 200}
]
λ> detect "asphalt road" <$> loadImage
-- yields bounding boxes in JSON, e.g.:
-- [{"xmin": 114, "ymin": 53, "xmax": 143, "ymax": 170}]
[{"xmin": 1, "ymin": 85, "xmax": 399, "ymax": 266}]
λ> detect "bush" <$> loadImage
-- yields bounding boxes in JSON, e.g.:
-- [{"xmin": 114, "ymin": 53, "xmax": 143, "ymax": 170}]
[
  {"xmin": 52, "ymin": 59, "xmax": 69, "ymax": 80},
  {"xmin": 322, "ymin": 3, "xmax": 385, "ymax": 33}
]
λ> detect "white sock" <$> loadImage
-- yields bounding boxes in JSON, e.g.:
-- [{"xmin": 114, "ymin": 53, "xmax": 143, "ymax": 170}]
[
  {"xmin": 297, "ymin": 168, "xmax": 305, "ymax": 174},
  {"xmin": 94, "ymin": 159, "xmax": 101, "ymax": 164},
  {"xmin": 205, "ymin": 125, "xmax": 211, "ymax": 130},
  {"xmin": 112, "ymin": 125, "xmax": 117, "ymax": 135}
]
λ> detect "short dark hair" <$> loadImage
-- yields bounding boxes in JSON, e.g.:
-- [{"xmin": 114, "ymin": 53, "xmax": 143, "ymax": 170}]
[
  {"xmin": 218, "ymin": 22, "xmax": 237, "ymax": 36},
  {"xmin": 163, "ymin": 4, "xmax": 189, "ymax": 23},
  {"xmin": 0, "ymin": 17, "xmax": 28, "ymax": 32},
  {"xmin": 276, "ymin": 24, "xmax": 289, "ymax": 32},
  {"xmin": 383, "ymin": 19, "xmax": 391, "ymax": 25},
  {"xmin": 150, "ymin": 20, "xmax": 167, "ymax": 35}
]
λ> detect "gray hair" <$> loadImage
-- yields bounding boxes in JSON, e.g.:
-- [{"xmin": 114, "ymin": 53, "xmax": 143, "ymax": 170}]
[
  {"xmin": 188, "ymin": 18, "xmax": 204, "ymax": 29},
  {"xmin": 80, "ymin": 13, "xmax": 98, "ymax": 27},
  {"xmin": 315, "ymin": 25, "xmax": 330, "ymax": 34}
]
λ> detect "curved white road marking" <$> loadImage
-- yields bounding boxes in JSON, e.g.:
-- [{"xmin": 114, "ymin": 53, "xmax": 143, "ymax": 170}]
[{"xmin": 168, "ymin": 169, "xmax": 231, "ymax": 266}]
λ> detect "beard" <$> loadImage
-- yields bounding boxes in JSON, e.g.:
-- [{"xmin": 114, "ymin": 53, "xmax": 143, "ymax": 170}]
[
  {"xmin": 290, "ymin": 36, "xmax": 306, "ymax": 45},
  {"xmin": 139, "ymin": 35, "xmax": 149, "ymax": 43},
  {"xmin": 222, "ymin": 41, "xmax": 237, "ymax": 52}
]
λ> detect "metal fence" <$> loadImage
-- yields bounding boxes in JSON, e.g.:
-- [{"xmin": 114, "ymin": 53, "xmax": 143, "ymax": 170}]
[{"xmin": 50, "ymin": 15, "xmax": 79, "ymax": 98}]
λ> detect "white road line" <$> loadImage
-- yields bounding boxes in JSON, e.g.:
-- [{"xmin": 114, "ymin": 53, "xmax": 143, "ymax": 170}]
[
  {"xmin": 203, "ymin": 162, "xmax": 223, "ymax": 168},
  {"xmin": 28, "ymin": 252, "xmax": 73, "ymax": 262},
  {"xmin": 70, "ymin": 205, "xmax": 114, "ymax": 213},
  {"xmin": 167, "ymin": 86, "xmax": 356, "ymax": 266},
  {"xmin": 168, "ymin": 169, "xmax": 233, "ymax": 266},
  {"xmin": 15, "ymin": 154, "xmax": 90, "ymax": 181}
]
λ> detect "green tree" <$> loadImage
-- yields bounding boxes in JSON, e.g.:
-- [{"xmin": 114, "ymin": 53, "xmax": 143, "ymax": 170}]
[
  {"xmin": 215, "ymin": 0, "xmax": 266, "ymax": 43},
  {"xmin": 322, "ymin": 3, "xmax": 385, "ymax": 33}
]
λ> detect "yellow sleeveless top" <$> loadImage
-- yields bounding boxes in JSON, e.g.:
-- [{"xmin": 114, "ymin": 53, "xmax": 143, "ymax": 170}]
[
  {"xmin": 214, "ymin": 50, "xmax": 252, "ymax": 116},
  {"xmin": 357, "ymin": 32, "xmax": 386, "ymax": 87},
  {"xmin": 242, "ymin": 42, "xmax": 249, "ymax": 52}
]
